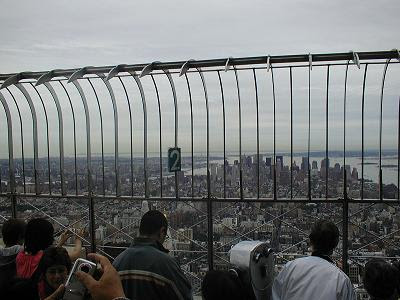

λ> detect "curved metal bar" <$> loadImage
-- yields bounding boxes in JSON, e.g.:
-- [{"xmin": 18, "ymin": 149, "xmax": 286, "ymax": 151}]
[
  {"xmin": 127, "ymin": 71, "xmax": 148, "ymax": 198},
  {"xmin": 289, "ymin": 67, "xmax": 293, "ymax": 200},
  {"xmin": 270, "ymin": 67, "xmax": 277, "ymax": 200},
  {"xmin": 224, "ymin": 57, "xmax": 232, "ymax": 72},
  {"xmin": 398, "ymin": 97, "xmax": 400, "ymax": 201},
  {"xmin": 106, "ymin": 65, "xmax": 132, "ymax": 197},
  {"xmin": 252, "ymin": 69, "xmax": 260, "ymax": 199},
  {"xmin": 343, "ymin": 61, "xmax": 350, "ymax": 199},
  {"xmin": 68, "ymin": 78, "xmax": 92, "ymax": 193},
  {"xmin": 5, "ymin": 88, "xmax": 26, "ymax": 193},
  {"xmin": 325, "ymin": 66, "xmax": 330, "ymax": 199},
  {"xmin": 307, "ymin": 57, "xmax": 312, "ymax": 200},
  {"xmin": 361, "ymin": 64, "xmax": 368, "ymax": 200},
  {"xmin": 41, "ymin": 81, "xmax": 65, "ymax": 195},
  {"xmin": 30, "ymin": 83, "xmax": 51, "ymax": 194},
  {"xmin": 15, "ymin": 83, "xmax": 40, "ymax": 194},
  {"xmin": 0, "ymin": 92, "xmax": 15, "ymax": 194},
  {"xmin": 217, "ymin": 71, "xmax": 226, "ymax": 198},
  {"xmin": 183, "ymin": 74, "xmax": 194, "ymax": 198},
  {"xmin": 59, "ymin": 81, "xmax": 78, "ymax": 195},
  {"xmin": 94, "ymin": 74, "xmax": 120, "ymax": 197},
  {"xmin": 140, "ymin": 61, "xmax": 161, "ymax": 78},
  {"xmin": 86, "ymin": 78, "xmax": 105, "ymax": 195},
  {"xmin": 379, "ymin": 59, "xmax": 392, "ymax": 200},
  {"xmin": 309, "ymin": 53, "xmax": 312, "ymax": 70},
  {"xmin": 150, "ymin": 75, "xmax": 163, "ymax": 198},
  {"xmin": 162, "ymin": 70, "xmax": 179, "ymax": 198},
  {"xmin": 233, "ymin": 66, "xmax": 243, "ymax": 199},
  {"xmin": 266, "ymin": 55, "xmax": 271, "ymax": 72},
  {"xmin": 352, "ymin": 51, "xmax": 361, "ymax": 69}
]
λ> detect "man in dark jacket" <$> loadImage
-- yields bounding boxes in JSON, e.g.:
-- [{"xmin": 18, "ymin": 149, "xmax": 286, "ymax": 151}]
[{"xmin": 113, "ymin": 210, "xmax": 193, "ymax": 300}]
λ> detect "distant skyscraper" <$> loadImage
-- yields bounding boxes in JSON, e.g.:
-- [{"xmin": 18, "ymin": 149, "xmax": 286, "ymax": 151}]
[
  {"xmin": 276, "ymin": 155, "xmax": 283, "ymax": 170},
  {"xmin": 321, "ymin": 158, "xmax": 330, "ymax": 169},
  {"xmin": 312, "ymin": 161, "xmax": 318, "ymax": 170},
  {"xmin": 141, "ymin": 200, "xmax": 149, "ymax": 215},
  {"xmin": 301, "ymin": 157, "xmax": 309, "ymax": 172},
  {"xmin": 266, "ymin": 157, "xmax": 272, "ymax": 167}
]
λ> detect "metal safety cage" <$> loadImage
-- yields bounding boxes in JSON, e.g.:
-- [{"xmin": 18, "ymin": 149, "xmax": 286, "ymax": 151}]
[{"xmin": 1, "ymin": 50, "xmax": 400, "ymax": 294}]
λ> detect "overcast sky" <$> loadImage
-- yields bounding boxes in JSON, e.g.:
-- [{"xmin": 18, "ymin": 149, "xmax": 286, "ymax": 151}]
[{"xmin": 0, "ymin": 0, "xmax": 399, "ymax": 159}]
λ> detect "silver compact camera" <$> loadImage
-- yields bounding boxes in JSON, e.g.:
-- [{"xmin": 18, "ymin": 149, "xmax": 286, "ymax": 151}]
[{"xmin": 63, "ymin": 258, "xmax": 97, "ymax": 300}]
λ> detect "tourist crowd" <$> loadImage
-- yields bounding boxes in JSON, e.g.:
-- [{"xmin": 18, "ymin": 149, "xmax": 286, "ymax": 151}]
[{"xmin": 0, "ymin": 213, "xmax": 399, "ymax": 300}]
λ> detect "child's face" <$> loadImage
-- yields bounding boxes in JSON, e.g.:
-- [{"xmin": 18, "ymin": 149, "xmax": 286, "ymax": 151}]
[{"xmin": 45, "ymin": 264, "xmax": 68, "ymax": 289}]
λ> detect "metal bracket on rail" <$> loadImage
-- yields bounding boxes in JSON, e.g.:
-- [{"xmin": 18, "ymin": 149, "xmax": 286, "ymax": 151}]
[
  {"xmin": 68, "ymin": 66, "xmax": 94, "ymax": 82},
  {"xmin": 351, "ymin": 51, "xmax": 361, "ymax": 69},
  {"xmin": 309, "ymin": 53, "xmax": 312, "ymax": 70},
  {"xmin": 140, "ymin": 61, "xmax": 161, "ymax": 78},
  {"xmin": 179, "ymin": 59, "xmax": 195, "ymax": 77},
  {"xmin": 0, "ymin": 73, "xmax": 24, "ymax": 90},
  {"xmin": 106, "ymin": 64, "xmax": 128, "ymax": 81},
  {"xmin": 224, "ymin": 57, "xmax": 233, "ymax": 72},
  {"xmin": 392, "ymin": 48, "xmax": 400, "ymax": 62},
  {"xmin": 36, "ymin": 70, "xmax": 62, "ymax": 86},
  {"xmin": 266, "ymin": 55, "xmax": 271, "ymax": 72}
]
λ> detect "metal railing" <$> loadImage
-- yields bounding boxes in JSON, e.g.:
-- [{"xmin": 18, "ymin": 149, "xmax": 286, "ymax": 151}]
[{"xmin": 0, "ymin": 50, "xmax": 400, "ymax": 293}]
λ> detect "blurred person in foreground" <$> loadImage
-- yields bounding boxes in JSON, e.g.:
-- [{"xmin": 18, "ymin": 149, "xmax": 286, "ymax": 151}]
[
  {"xmin": 0, "ymin": 218, "xmax": 26, "ymax": 293},
  {"xmin": 113, "ymin": 210, "xmax": 192, "ymax": 300},
  {"xmin": 363, "ymin": 258, "xmax": 399, "ymax": 300},
  {"xmin": 272, "ymin": 220, "xmax": 355, "ymax": 300}
]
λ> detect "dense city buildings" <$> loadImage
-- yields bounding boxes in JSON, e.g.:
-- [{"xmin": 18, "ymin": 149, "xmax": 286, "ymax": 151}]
[{"xmin": 0, "ymin": 152, "xmax": 399, "ymax": 297}]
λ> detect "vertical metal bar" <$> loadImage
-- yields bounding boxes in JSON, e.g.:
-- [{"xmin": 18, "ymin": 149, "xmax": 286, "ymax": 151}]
[
  {"xmin": 184, "ymin": 74, "xmax": 194, "ymax": 198},
  {"xmin": 59, "ymin": 82, "xmax": 78, "ymax": 195},
  {"xmin": 233, "ymin": 67, "xmax": 243, "ymax": 199},
  {"xmin": 15, "ymin": 84, "xmax": 40, "ymax": 195},
  {"xmin": 0, "ymin": 92, "xmax": 16, "ymax": 215},
  {"xmin": 197, "ymin": 68, "xmax": 213, "ymax": 270},
  {"xmin": 117, "ymin": 77, "xmax": 134, "ymax": 197},
  {"xmin": 270, "ymin": 68, "xmax": 277, "ymax": 200},
  {"xmin": 30, "ymin": 83, "xmax": 51, "ymax": 194},
  {"xmin": 43, "ymin": 82, "xmax": 65, "ymax": 196},
  {"xmin": 398, "ymin": 97, "xmax": 400, "ymax": 201},
  {"xmin": 97, "ymin": 76, "xmax": 120, "ymax": 197},
  {"xmin": 342, "ymin": 199, "xmax": 349, "ymax": 274},
  {"xmin": 361, "ymin": 64, "xmax": 368, "ymax": 200},
  {"xmin": 217, "ymin": 71, "xmax": 226, "ymax": 199},
  {"xmin": 289, "ymin": 67, "xmax": 293, "ymax": 200},
  {"xmin": 150, "ymin": 75, "xmax": 163, "ymax": 198},
  {"xmin": 379, "ymin": 60, "xmax": 391, "ymax": 201},
  {"xmin": 253, "ymin": 69, "xmax": 260, "ymax": 199},
  {"xmin": 70, "ymin": 80, "xmax": 95, "ymax": 251},
  {"xmin": 325, "ymin": 66, "xmax": 330, "ymax": 199},
  {"xmin": 5, "ymin": 89, "xmax": 23, "ymax": 193},
  {"xmin": 87, "ymin": 78, "xmax": 105, "ymax": 195},
  {"xmin": 343, "ymin": 62, "xmax": 349, "ymax": 199},
  {"xmin": 307, "ymin": 63, "xmax": 312, "ymax": 200},
  {"xmin": 163, "ymin": 71, "xmax": 179, "ymax": 199},
  {"xmin": 129, "ymin": 73, "xmax": 148, "ymax": 198}
]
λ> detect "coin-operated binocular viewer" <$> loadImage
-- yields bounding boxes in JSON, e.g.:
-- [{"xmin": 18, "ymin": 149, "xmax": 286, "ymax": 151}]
[{"xmin": 230, "ymin": 241, "xmax": 274, "ymax": 300}]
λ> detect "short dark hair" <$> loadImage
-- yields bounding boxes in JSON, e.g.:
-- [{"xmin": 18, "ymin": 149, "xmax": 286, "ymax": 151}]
[
  {"xmin": 24, "ymin": 218, "xmax": 54, "ymax": 255},
  {"xmin": 2, "ymin": 218, "xmax": 26, "ymax": 247},
  {"xmin": 309, "ymin": 220, "xmax": 339, "ymax": 255},
  {"xmin": 39, "ymin": 246, "xmax": 72, "ymax": 275},
  {"xmin": 202, "ymin": 270, "xmax": 246, "ymax": 300},
  {"xmin": 364, "ymin": 259, "xmax": 399, "ymax": 300},
  {"xmin": 139, "ymin": 210, "xmax": 168, "ymax": 236}
]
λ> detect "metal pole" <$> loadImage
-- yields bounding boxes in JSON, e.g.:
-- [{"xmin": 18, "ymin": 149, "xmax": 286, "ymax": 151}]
[{"xmin": 342, "ymin": 199, "xmax": 349, "ymax": 274}]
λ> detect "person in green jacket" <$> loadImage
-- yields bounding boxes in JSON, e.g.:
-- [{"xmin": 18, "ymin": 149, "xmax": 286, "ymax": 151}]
[{"xmin": 113, "ymin": 210, "xmax": 193, "ymax": 300}]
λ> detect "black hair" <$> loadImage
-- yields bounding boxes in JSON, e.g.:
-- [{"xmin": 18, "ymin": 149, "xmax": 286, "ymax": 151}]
[
  {"xmin": 39, "ymin": 246, "xmax": 72, "ymax": 275},
  {"xmin": 139, "ymin": 210, "xmax": 168, "ymax": 236},
  {"xmin": 363, "ymin": 259, "xmax": 399, "ymax": 300},
  {"xmin": 309, "ymin": 220, "xmax": 339, "ymax": 255},
  {"xmin": 202, "ymin": 270, "xmax": 247, "ymax": 300},
  {"xmin": 2, "ymin": 218, "xmax": 26, "ymax": 247},
  {"xmin": 24, "ymin": 218, "xmax": 54, "ymax": 255}
]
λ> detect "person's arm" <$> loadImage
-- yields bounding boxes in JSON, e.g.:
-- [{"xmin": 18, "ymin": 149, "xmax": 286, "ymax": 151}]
[
  {"xmin": 76, "ymin": 253, "xmax": 127, "ymax": 300},
  {"xmin": 68, "ymin": 229, "xmax": 84, "ymax": 261},
  {"xmin": 170, "ymin": 260, "xmax": 193, "ymax": 300},
  {"xmin": 56, "ymin": 230, "xmax": 72, "ymax": 247},
  {"xmin": 271, "ymin": 266, "xmax": 287, "ymax": 300}
]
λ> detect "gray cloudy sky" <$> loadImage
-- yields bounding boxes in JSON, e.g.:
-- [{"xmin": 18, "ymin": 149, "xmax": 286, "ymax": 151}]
[{"xmin": 0, "ymin": 0, "xmax": 399, "ymax": 159}]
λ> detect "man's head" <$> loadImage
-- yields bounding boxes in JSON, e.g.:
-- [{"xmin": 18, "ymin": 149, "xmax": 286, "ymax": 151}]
[
  {"xmin": 309, "ymin": 220, "xmax": 339, "ymax": 255},
  {"xmin": 2, "ymin": 218, "xmax": 26, "ymax": 247},
  {"xmin": 363, "ymin": 259, "xmax": 399, "ymax": 300},
  {"xmin": 139, "ymin": 210, "xmax": 168, "ymax": 244}
]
